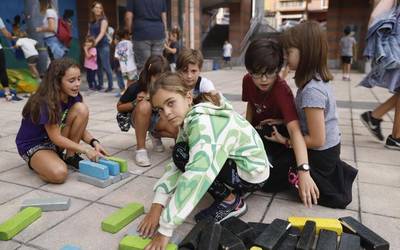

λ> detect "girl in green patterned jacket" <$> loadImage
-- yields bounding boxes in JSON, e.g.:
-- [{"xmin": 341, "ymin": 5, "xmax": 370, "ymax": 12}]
[{"xmin": 137, "ymin": 72, "xmax": 271, "ymax": 250}]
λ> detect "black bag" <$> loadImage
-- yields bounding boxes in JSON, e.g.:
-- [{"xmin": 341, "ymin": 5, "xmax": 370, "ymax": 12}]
[{"xmin": 116, "ymin": 112, "xmax": 131, "ymax": 132}]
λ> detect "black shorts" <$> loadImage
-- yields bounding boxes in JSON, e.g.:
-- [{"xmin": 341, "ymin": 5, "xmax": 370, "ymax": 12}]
[
  {"xmin": 341, "ymin": 56, "xmax": 352, "ymax": 64},
  {"xmin": 27, "ymin": 55, "xmax": 39, "ymax": 65},
  {"xmin": 223, "ymin": 56, "xmax": 231, "ymax": 62},
  {"xmin": 21, "ymin": 141, "xmax": 63, "ymax": 169}
]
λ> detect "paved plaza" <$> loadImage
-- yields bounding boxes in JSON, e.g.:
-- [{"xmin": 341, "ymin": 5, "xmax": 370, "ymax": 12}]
[{"xmin": 0, "ymin": 68, "xmax": 399, "ymax": 250}]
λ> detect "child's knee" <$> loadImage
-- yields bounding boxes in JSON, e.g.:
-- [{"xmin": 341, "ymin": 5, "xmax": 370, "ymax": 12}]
[
  {"xmin": 47, "ymin": 165, "xmax": 68, "ymax": 184},
  {"xmin": 135, "ymin": 100, "xmax": 152, "ymax": 115},
  {"xmin": 71, "ymin": 102, "xmax": 89, "ymax": 118}
]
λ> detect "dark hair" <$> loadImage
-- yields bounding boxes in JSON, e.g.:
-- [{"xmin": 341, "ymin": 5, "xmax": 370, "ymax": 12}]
[
  {"xmin": 281, "ymin": 20, "xmax": 333, "ymax": 88},
  {"xmin": 39, "ymin": 0, "xmax": 53, "ymax": 14},
  {"xmin": 117, "ymin": 29, "xmax": 130, "ymax": 39},
  {"xmin": 176, "ymin": 48, "xmax": 204, "ymax": 71},
  {"xmin": 245, "ymin": 38, "xmax": 284, "ymax": 74},
  {"xmin": 22, "ymin": 58, "xmax": 81, "ymax": 124},
  {"xmin": 343, "ymin": 26, "xmax": 351, "ymax": 35},
  {"xmin": 90, "ymin": 1, "xmax": 107, "ymax": 23},
  {"xmin": 138, "ymin": 55, "xmax": 170, "ymax": 92},
  {"xmin": 85, "ymin": 36, "xmax": 96, "ymax": 47},
  {"xmin": 149, "ymin": 72, "xmax": 220, "ymax": 107}
]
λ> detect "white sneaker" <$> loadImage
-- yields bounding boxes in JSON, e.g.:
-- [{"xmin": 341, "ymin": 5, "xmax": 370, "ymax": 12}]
[
  {"xmin": 151, "ymin": 136, "xmax": 165, "ymax": 152},
  {"xmin": 135, "ymin": 149, "xmax": 151, "ymax": 167}
]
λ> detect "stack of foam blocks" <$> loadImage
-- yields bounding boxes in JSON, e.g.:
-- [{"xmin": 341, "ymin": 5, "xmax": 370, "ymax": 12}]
[
  {"xmin": 176, "ymin": 216, "xmax": 389, "ymax": 250},
  {"xmin": 78, "ymin": 157, "xmax": 130, "ymax": 188}
]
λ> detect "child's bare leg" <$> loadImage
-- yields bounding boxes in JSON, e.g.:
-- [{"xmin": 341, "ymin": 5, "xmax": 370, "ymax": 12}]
[
  {"xmin": 28, "ymin": 64, "xmax": 40, "ymax": 79},
  {"xmin": 30, "ymin": 150, "xmax": 68, "ymax": 183},
  {"xmin": 155, "ymin": 115, "xmax": 179, "ymax": 139},
  {"xmin": 132, "ymin": 100, "xmax": 152, "ymax": 149},
  {"xmin": 392, "ymin": 93, "xmax": 400, "ymax": 138},
  {"xmin": 371, "ymin": 94, "xmax": 398, "ymax": 119},
  {"xmin": 61, "ymin": 102, "xmax": 89, "ymax": 157}
]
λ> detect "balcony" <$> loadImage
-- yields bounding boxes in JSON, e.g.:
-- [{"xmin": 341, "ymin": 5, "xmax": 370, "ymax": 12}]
[{"xmin": 278, "ymin": 0, "xmax": 307, "ymax": 11}]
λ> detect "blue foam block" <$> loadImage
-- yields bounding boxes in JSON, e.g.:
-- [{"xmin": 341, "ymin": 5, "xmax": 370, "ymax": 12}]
[
  {"xmin": 99, "ymin": 158, "xmax": 120, "ymax": 176},
  {"xmin": 79, "ymin": 160, "xmax": 109, "ymax": 180},
  {"xmin": 60, "ymin": 245, "xmax": 81, "ymax": 250}
]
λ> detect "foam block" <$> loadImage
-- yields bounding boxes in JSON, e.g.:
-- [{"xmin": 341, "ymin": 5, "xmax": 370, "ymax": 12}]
[
  {"xmin": 198, "ymin": 222, "xmax": 222, "ymax": 250},
  {"xmin": 120, "ymin": 172, "xmax": 131, "ymax": 179},
  {"xmin": 276, "ymin": 234, "xmax": 298, "ymax": 250},
  {"xmin": 60, "ymin": 245, "xmax": 81, "ymax": 250},
  {"xmin": 288, "ymin": 217, "xmax": 342, "ymax": 235},
  {"xmin": 102, "ymin": 203, "xmax": 144, "ymax": 233},
  {"xmin": 248, "ymin": 222, "xmax": 270, "ymax": 239},
  {"xmin": 106, "ymin": 156, "xmax": 128, "ymax": 173},
  {"xmin": 338, "ymin": 233, "xmax": 361, "ymax": 250},
  {"xmin": 250, "ymin": 247, "xmax": 263, "ymax": 250},
  {"xmin": 179, "ymin": 217, "xmax": 213, "ymax": 249},
  {"xmin": 221, "ymin": 217, "xmax": 256, "ymax": 246},
  {"xmin": 99, "ymin": 158, "xmax": 120, "ymax": 176},
  {"xmin": 253, "ymin": 219, "xmax": 291, "ymax": 250},
  {"xmin": 20, "ymin": 197, "xmax": 71, "ymax": 212},
  {"xmin": 296, "ymin": 220, "xmax": 316, "ymax": 250},
  {"xmin": 78, "ymin": 173, "xmax": 112, "ymax": 188},
  {"xmin": 119, "ymin": 235, "xmax": 177, "ymax": 250},
  {"xmin": 315, "ymin": 229, "xmax": 337, "ymax": 250},
  {"xmin": 339, "ymin": 216, "xmax": 389, "ymax": 250},
  {"xmin": 0, "ymin": 207, "xmax": 42, "ymax": 240},
  {"xmin": 79, "ymin": 160, "xmax": 109, "ymax": 180},
  {"xmin": 219, "ymin": 227, "xmax": 247, "ymax": 250},
  {"xmin": 111, "ymin": 174, "xmax": 122, "ymax": 184}
]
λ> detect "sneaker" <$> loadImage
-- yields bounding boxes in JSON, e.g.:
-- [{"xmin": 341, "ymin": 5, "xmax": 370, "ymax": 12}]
[
  {"xmin": 151, "ymin": 135, "xmax": 165, "ymax": 152},
  {"xmin": 194, "ymin": 195, "xmax": 247, "ymax": 223},
  {"xmin": 104, "ymin": 88, "xmax": 114, "ymax": 93},
  {"xmin": 360, "ymin": 111, "xmax": 384, "ymax": 141},
  {"xmin": 64, "ymin": 154, "xmax": 84, "ymax": 170},
  {"xmin": 135, "ymin": 149, "xmax": 151, "ymax": 167},
  {"xmin": 385, "ymin": 135, "xmax": 400, "ymax": 150}
]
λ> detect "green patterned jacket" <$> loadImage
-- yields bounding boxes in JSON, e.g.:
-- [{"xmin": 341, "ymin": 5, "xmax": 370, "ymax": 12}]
[{"xmin": 153, "ymin": 95, "xmax": 270, "ymax": 237}]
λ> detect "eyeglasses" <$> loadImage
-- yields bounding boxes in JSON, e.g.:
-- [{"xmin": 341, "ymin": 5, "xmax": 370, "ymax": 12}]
[{"xmin": 249, "ymin": 71, "xmax": 278, "ymax": 80}]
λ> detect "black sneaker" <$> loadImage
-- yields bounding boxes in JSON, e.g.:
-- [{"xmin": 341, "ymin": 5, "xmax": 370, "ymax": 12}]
[
  {"xmin": 194, "ymin": 195, "xmax": 247, "ymax": 223},
  {"xmin": 64, "ymin": 154, "xmax": 84, "ymax": 170},
  {"xmin": 360, "ymin": 111, "xmax": 384, "ymax": 141},
  {"xmin": 385, "ymin": 135, "xmax": 400, "ymax": 150}
]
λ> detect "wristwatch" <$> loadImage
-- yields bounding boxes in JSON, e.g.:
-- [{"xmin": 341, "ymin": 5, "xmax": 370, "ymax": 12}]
[{"xmin": 297, "ymin": 163, "xmax": 310, "ymax": 171}]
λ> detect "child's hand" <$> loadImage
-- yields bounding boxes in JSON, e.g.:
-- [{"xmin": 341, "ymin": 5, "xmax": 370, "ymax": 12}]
[
  {"xmin": 94, "ymin": 143, "xmax": 109, "ymax": 156},
  {"xmin": 137, "ymin": 91, "xmax": 148, "ymax": 102},
  {"xmin": 264, "ymin": 126, "xmax": 287, "ymax": 145},
  {"xmin": 144, "ymin": 232, "xmax": 170, "ymax": 250},
  {"xmin": 138, "ymin": 203, "xmax": 163, "ymax": 238},
  {"xmin": 297, "ymin": 171, "xmax": 319, "ymax": 208},
  {"xmin": 259, "ymin": 118, "xmax": 284, "ymax": 126},
  {"xmin": 85, "ymin": 148, "xmax": 104, "ymax": 162}
]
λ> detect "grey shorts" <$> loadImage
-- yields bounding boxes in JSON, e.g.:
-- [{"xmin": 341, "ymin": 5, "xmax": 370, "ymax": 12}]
[
  {"xmin": 27, "ymin": 55, "xmax": 39, "ymax": 65},
  {"xmin": 21, "ymin": 141, "xmax": 63, "ymax": 169}
]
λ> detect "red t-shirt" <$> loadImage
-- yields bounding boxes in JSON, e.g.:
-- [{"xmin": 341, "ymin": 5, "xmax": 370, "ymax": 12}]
[{"xmin": 242, "ymin": 73, "xmax": 298, "ymax": 126}]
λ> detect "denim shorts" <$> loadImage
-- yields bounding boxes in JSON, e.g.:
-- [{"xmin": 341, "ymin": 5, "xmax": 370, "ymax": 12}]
[
  {"xmin": 44, "ymin": 36, "xmax": 67, "ymax": 59},
  {"xmin": 21, "ymin": 141, "xmax": 63, "ymax": 169}
]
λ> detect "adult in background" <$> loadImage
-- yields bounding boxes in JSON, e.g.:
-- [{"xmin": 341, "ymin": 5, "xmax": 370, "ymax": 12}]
[
  {"xmin": 125, "ymin": 0, "xmax": 168, "ymax": 71},
  {"xmin": 88, "ymin": 1, "xmax": 114, "ymax": 92},
  {"xmin": 36, "ymin": 0, "xmax": 67, "ymax": 60}
]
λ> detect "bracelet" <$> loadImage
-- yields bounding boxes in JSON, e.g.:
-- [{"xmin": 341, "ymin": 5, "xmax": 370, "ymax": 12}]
[{"xmin": 90, "ymin": 138, "xmax": 100, "ymax": 147}]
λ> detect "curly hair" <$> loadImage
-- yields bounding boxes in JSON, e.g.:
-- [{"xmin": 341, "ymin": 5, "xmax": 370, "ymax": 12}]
[{"xmin": 22, "ymin": 58, "xmax": 80, "ymax": 124}]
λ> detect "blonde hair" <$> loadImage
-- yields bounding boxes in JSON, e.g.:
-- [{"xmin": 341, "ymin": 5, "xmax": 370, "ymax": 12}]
[
  {"xmin": 176, "ymin": 48, "xmax": 204, "ymax": 71},
  {"xmin": 149, "ymin": 72, "xmax": 220, "ymax": 106}
]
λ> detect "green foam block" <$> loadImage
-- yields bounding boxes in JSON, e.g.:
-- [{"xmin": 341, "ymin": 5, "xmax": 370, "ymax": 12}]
[
  {"xmin": 0, "ymin": 207, "xmax": 42, "ymax": 240},
  {"xmin": 102, "ymin": 203, "xmax": 144, "ymax": 234},
  {"xmin": 106, "ymin": 156, "xmax": 128, "ymax": 173},
  {"xmin": 119, "ymin": 235, "xmax": 177, "ymax": 250}
]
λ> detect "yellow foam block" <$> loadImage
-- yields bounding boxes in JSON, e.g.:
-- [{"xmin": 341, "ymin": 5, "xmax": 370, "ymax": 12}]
[
  {"xmin": 288, "ymin": 217, "xmax": 342, "ymax": 235},
  {"xmin": 249, "ymin": 247, "xmax": 262, "ymax": 250}
]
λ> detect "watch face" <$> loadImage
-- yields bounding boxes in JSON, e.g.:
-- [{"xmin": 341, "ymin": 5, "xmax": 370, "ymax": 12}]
[{"xmin": 299, "ymin": 164, "xmax": 310, "ymax": 171}]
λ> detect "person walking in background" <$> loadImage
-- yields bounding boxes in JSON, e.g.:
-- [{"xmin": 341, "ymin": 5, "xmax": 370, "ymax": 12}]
[
  {"xmin": 36, "ymin": 0, "xmax": 67, "ymax": 60},
  {"xmin": 222, "ymin": 40, "xmax": 233, "ymax": 69},
  {"xmin": 114, "ymin": 29, "xmax": 137, "ymax": 93},
  {"xmin": 83, "ymin": 36, "xmax": 98, "ymax": 91},
  {"xmin": 339, "ymin": 26, "xmax": 356, "ymax": 81},
  {"xmin": 88, "ymin": 1, "xmax": 114, "ymax": 92},
  {"xmin": 125, "ymin": 0, "xmax": 168, "ymax": 71},
  {"xmin": 360, "ymin": 0, "xmax": 400, "ymax": 150}
]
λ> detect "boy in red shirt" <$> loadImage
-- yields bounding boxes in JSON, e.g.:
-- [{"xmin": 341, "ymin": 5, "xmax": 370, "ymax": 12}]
[{"xmin": 242, "ymin": 39, "xmax": 319, "ymax": 207}]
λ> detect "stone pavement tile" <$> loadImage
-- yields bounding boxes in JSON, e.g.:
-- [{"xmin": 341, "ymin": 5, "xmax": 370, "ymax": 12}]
[
  {"xmin": 346, "ymin": 179, "xmax": 360, "ymax": 212},
  {"xmin": 112, "ymin": 147, "xmax": 171, "ymax": 175},
  {"xmin": 340, "ymin": 145, "xmax": 354, "ymax": 162},
  {"xmin": 90, "ymin": 110, "xmax": 119, "ymax": 122},
  {"xmin": 359, "ymin": 183, "xmax": 400, "ymax": 218},
  {"xmin": 356, "ymin": 147, "xmax": 400, "ymax": 166},
  {"xmin": 354, "ymin": 134, "xmax": 387, "ymax": 149},
  {"xmin": 338, "ymin": 124, "xmax": 352, "ymax": 135},
  {"xmin": 0, "ymin": 151, "xmax": 25, "ymax": 172},
  {"xmin": 358, "ymin": 162, "xmax": 400, "ymax": 187},
  {"xmin": 97, "ymin": 133, "xmax": 136, "ymax": 150},
  {"xmin": 0, "ymin": 190, "xmax": 89, "ymax": 243},
  {"xmin": 88, "ymin": 121, "xmax": 123, "ymax": 134},
  {"xmin": 99, "ymin": 176, "xmax": 157, "ymax": 212},
  {"xmin": 0, "ymin": 134, "xmax": 18, "ymax": 151},
  {"xmin": 40, "ymin": 171, "xmax": 133, "ymax": 201},
  {"xmin": 240, "ymin": 194, "xmax": 272, "ymax": 222},
  {"xmin": 361, "ymin": 212, "xmax": 400, "ymax": 250},
  {"xmin": 0, "ymin": 181, "xmax": 33, "ymax": 205},
  {"xmin": 16, "ymin": 246, "xmax": 40, "ymax": 250},
  {"xmin": 0, "ymin": 166, "xmax": 46, "ymax": 188},
  {"xmin": 0, "ymin": 241, "xmax": 20, "ymax": 250},
  {"xmin": 29, "ymin": 203, "xmax": 129, "ymax": 250},
  {"xmin": 263, "ymin": 198, "xmax": 358, "ymax": 223},
  {"xmin": 340, "ymin": 133, "xmax": 353, "ymax": 146},
  {"xmin": 143, "ymin": 162, "xmax": 167, "ymax": 179}
]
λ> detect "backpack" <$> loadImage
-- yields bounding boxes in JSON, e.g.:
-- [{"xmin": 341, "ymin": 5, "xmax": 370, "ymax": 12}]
[{"xmin": 56, "ymin": 18, "xmax": 72, "ymax": 48}]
